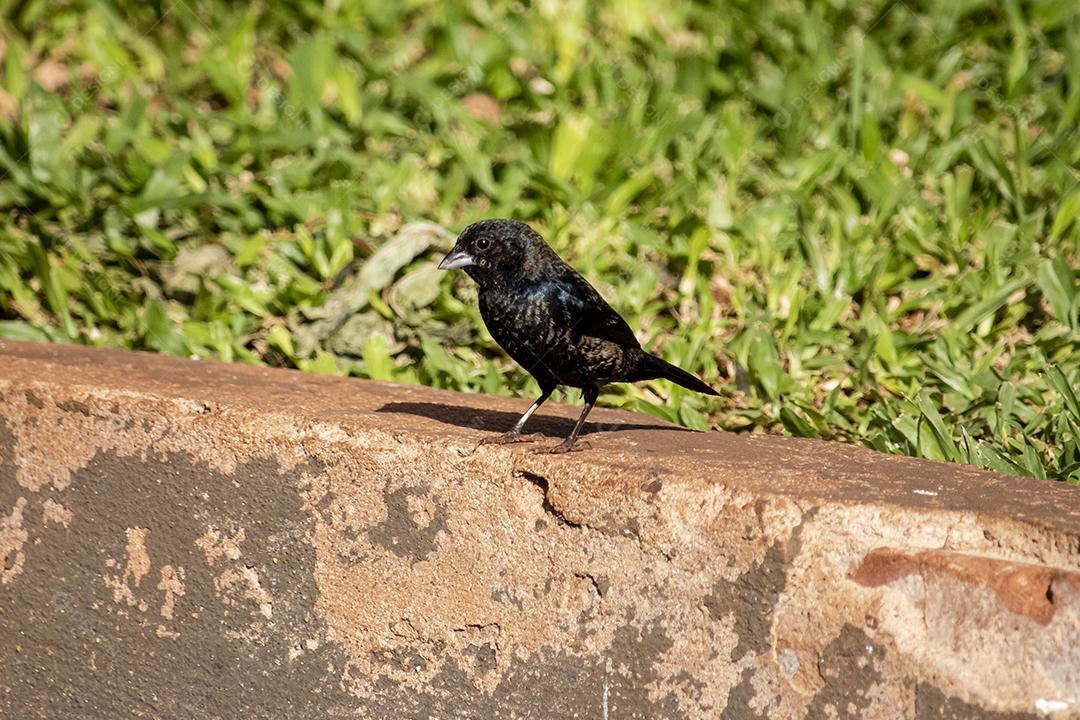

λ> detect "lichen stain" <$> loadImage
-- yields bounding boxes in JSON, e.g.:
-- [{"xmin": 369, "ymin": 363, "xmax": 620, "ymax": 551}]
[
  {"xmin": 357, "ymin": 621, "xmax": 685, "ymax": 719},
  {"xmin": 0, "ymin": 446, "xmax": 355, "ymax": 718},
  {"xmin": 0, "ymin": 414, "xmax": 16, "ymax": 489},
  {"xmin": 367, "ymin": 483, "xmax": 448, "ymax": 562},
  {"xmin": 915, "ymin": 682, "xmax": 1036, "ymax": 720},
  {"xmin": 804, "ymin": 625, "xmax": 883, "ymax": 719},
  {"xmin": 719, "ymin": 666, "xmax": 756, "ymax": 719},
  {"xmin": 705, "ymin": 541, "xmax": 787, "ymax": 661},
  {"xmin": 1, "ymin": 497, "xmax": 28, "ymax": 585},
  {"xmin": 1, "ymin": 388, "xmax": 318, "ymax": 495}
]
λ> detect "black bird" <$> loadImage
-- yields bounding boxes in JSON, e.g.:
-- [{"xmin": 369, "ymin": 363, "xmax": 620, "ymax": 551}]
[{"xmin": 439, "ymin": 219, "xmax": 719, "ymax": 453}]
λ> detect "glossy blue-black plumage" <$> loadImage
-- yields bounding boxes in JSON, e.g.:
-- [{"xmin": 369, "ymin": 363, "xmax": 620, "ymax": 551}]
[{"xmin": 441, "ymin": 219, "xmax": 717, "ymax": 452}]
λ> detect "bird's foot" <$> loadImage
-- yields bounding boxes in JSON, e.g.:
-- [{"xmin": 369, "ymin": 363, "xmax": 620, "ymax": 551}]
[
  {"xmin": 531, "ymin": 439, "xmax": 592, "ymax": 454},
  {"xmin": 471, "ymin": 431, "xmax": 544, "ymax": 453}
]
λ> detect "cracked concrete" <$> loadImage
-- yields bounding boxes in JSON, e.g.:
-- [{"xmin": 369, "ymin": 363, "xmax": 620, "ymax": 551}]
[{"xmin": 1, "ymin": 340, "xmax": 1079, "ymax": 718}]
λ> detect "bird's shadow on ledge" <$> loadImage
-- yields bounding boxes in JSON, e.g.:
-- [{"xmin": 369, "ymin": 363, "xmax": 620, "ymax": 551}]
[{"xmin": 376, "ymin": 401, "xmax": 691, "ymax": 438}]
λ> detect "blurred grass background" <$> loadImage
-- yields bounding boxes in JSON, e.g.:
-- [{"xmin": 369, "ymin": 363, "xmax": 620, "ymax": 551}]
[{"xmin": 0, "ymin": 0, "xmax": 1078, "ymax": 480}]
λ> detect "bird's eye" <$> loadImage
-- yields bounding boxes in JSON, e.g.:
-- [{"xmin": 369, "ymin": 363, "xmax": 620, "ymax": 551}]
[{"xmin": 476, "ymin": 237, "xmax": 490, "ymax": 251}]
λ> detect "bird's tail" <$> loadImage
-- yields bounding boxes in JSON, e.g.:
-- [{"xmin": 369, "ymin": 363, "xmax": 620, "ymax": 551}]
[{"xmin": 635, "ymin": 352, "xmax": 720, "ymax": 396}]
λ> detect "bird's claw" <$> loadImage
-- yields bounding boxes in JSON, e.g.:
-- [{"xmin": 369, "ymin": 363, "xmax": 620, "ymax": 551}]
[
  {"xmin": 530, "ymin": 439, "xmax": 592, "ymax": 454},
  {"xmin": 471, "ymin": 431, "xmax": 544, "ymax": 454}
]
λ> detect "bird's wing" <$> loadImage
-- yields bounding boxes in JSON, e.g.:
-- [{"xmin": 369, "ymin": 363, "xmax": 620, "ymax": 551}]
[{"xmin": 542, "ymin": 270, "xmax": 641, "ymax": 348}]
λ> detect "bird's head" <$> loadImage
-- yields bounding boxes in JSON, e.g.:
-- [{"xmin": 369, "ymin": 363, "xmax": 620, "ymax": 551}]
[{"xmin": 438, "ymin": 219, "xmax": 545, "ymax": 287}]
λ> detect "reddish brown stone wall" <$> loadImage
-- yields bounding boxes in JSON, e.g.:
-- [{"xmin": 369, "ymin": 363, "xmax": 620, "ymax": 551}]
[{"xmin": 1, "ymin": 340, "xmax": 1077, "ymax": 718}]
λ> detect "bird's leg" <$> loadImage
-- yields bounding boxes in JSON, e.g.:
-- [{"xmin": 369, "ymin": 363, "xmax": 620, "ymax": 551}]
[
  {"xmin": 538, "ymin": 385, "xmax": 599, "ymax": 454},
  {"xmin": 474, "ymin": 386, "xmax": 554, "ymax": 450}
]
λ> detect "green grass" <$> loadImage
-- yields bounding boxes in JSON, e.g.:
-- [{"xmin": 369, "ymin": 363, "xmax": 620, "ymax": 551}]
[{"xmin": 1, "ymin": 0, "xmax": 1078, "ymax": 480}]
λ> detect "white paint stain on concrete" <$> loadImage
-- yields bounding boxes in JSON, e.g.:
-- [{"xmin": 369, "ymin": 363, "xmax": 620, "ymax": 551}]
[{"xmin": 1035, "ymin": 698, "xmax": 1070, "ymax": 716}]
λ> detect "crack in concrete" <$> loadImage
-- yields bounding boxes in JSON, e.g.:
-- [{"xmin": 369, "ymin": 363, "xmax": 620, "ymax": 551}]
[{"xmin": 518, "ymin": 470, "xmax": 583, "ymax": 530}]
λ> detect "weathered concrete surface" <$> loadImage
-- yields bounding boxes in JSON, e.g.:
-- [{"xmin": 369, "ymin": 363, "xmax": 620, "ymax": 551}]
[{"xmin": 0, "ymin": 339, "xmax": 1077, "ymax": 719}]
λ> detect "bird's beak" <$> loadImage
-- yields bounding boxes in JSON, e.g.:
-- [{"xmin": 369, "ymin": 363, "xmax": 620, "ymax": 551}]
[{"xmin": 438, "ymin": 247, "xmax": 475, "ymax": 270}]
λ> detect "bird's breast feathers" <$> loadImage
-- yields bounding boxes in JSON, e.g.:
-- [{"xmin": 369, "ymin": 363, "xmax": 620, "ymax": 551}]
[{"xmin": 478, "ymin": 281, "xmax": 639, "ymax": 386}]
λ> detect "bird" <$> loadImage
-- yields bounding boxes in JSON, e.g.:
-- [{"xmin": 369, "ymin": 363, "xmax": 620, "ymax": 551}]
[{"xmin": 438, "ymin": 219, "xmax": 719, "ymax": 453}]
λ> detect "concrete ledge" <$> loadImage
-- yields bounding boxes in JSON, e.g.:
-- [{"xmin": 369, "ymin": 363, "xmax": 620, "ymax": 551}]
[{"xmin": 1, "ymin": 340, "xmax": 1077, "ymax": 718}]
